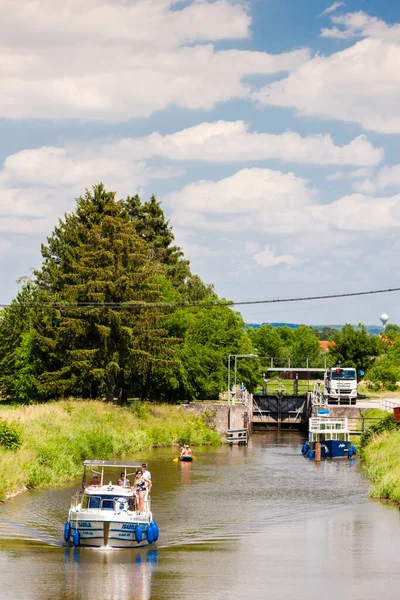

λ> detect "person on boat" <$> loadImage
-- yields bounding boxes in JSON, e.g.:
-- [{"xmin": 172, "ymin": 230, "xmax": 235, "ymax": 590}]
[
  {"xmin": 88, "ymin": 474, "xmax": 101, "ymax": 486},
  {"xmin": 141, "ymin": 463, "xmax": 152, "ymax": 491},
  {"xmin": 134, "ymin": 469, "xmax": 151, "ymax": 514},
  {"xmin": 118, "ymin": 472, "xmax": 130, "ymax": 488},
  {"xmin": 184, "ymin": 444, "xmax": 192, "ymax": 456},
  {"xmin": 180, "ymin": 445, "xmax": 188, "ymax": 457}
]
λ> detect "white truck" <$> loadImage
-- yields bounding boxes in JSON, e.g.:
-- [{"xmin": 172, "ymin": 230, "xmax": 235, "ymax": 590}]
[{"xmin": 324, "ymin": 367, "xmax": 358, "ymax": 405}]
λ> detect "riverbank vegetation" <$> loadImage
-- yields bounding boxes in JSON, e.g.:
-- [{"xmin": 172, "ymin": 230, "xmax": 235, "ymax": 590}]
[
  {"xmin": 359, "ymin": 412, "xmax": 400, "ymax": 503},
  {"xmin": 0, "ymin": 400, "xmax": 221, "ymax": 500}
]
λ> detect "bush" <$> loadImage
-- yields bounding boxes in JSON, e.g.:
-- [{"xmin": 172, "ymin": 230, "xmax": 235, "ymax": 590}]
[{"xmin": 0, "ymin": 419, "xmax": 22, "ymax": 450}]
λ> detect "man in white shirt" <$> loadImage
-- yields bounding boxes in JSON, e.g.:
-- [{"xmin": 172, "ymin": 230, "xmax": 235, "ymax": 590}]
[{"xmin": 141, "ymin": 463, "xmax": 152, "ymax": 491}]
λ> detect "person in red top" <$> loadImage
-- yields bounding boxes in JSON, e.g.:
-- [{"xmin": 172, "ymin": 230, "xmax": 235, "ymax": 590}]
[
  {"xmin": 180, "ymin": 444, "xmax": 192, "ymax": 456},
  {"xmin": 88, "ymin": 474, "xmax": 101, "ymax": 486},
  {"xmin": 184, "ymin": 444, "xmax": 192, "ymax": 456}
]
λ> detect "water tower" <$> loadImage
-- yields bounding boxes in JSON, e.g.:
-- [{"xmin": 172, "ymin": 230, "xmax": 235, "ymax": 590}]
[{"xmin": 380, "ymin": 313, "xmax": 389, "ymax": 327}]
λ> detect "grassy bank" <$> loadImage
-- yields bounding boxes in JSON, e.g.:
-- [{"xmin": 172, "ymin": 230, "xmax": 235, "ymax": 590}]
[
  {"xmin": 360, "ymin": 412, "xmax": 400, "ymax": 503},
  {"xmin": 0, "ymin": 400, "xmax": 222, "ymax": 500}
]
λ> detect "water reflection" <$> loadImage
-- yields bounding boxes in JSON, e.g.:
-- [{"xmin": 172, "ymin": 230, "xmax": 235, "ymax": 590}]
[
  {"xmin": 179, "ymin": 461, "xmax": 192, "ymax": 486},
  {"xmin": 63, "ymin": 548, "xmax": 158, "ymax": 600}
]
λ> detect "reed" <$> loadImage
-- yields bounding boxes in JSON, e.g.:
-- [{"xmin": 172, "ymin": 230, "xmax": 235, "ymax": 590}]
[{"xmin": 0, "ymin": 400, "xmax": 222, "ymax": 500}]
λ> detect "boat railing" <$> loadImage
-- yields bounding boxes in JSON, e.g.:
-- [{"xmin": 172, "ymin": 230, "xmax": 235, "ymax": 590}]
[
  {"xmin": 309, "ymin": 417, "xmax": 349, "ymax": 432},
  {"xmin": 70, "ymin": 490, "xmax": 152, "ymax": 515},
  {"xmin": 143, "ymin": 492, "xmax": 151, "ymax": 515},
  {"xmin": 70, "ymin": 491, "xmax": 82, "ymax": 511}
]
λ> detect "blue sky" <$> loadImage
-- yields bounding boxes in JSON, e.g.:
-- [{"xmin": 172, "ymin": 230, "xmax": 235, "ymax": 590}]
[{"xmin": 1, "ymin": 0, "xmax": 400, "ymax": 326}]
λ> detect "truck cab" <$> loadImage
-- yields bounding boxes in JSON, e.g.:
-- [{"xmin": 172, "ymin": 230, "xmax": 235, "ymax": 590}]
[{"xmin": 324, "ymin": 367, "xmax": 357, "ymax": 405}]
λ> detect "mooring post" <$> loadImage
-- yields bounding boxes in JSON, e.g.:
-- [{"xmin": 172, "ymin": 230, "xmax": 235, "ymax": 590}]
[{"xmin": 315, "ymin": 442, "xmax": 321, "ymax": 461}]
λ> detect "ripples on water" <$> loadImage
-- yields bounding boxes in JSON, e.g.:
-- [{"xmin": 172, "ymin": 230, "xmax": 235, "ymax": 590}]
[{"xmin": 1, "ymin": 432, "xmax": 400, "ymax": 600}]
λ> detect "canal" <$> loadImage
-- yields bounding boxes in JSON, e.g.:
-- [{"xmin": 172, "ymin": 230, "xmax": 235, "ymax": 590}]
[{"xmin": 1, "ymin": 432, "xmax": 400, "ymax": 599}]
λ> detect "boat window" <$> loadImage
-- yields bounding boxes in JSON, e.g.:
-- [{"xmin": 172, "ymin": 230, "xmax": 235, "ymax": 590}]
[
  {"xmin": 81, "ymin": 494, "xmax": 131, "ymax": 510},
  {"xmin": 89, "ymin": 496, "xmax": 101, "ymax": 509}
]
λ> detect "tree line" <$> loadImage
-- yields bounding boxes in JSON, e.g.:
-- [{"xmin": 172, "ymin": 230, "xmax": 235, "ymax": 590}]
[{"xmin": 0, "ymin": 184, "xmax": 397, "ymax": 403}]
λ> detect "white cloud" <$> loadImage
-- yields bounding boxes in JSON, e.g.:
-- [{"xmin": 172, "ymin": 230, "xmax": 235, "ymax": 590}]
[
  {"xmin": 0, "ymin": 144, "xmax": 182, "ymax": 234},
  {"xmin": 353, "ymin": 163, "xmax": 400, "ymax": 194},
  {"xmin": 318, "ymin": 3, "xmax": 345, "ymax": 18},
  {"xmin": 0, "ymin": 121, "xmax": 381, "ymax": 235},
  {"xmin": 163, "ymin": 168, "xmax": 400, "ymax": 279},
  {"xmin": 321, "ymin": 10, "xmax": 400, "ymax": 41},
  {"xmin": 376, "ymin": 164, "xmax": 400, "ymax": 190},
  {"xmin": 0, "ymin": 0, "xmax": 309, "ymax": 120},
  {"xmin": 254, "ymin": 34, "xmax": 400, "ymax": 134},
  {"xmin": 165, "ymin": 167, "xmax": 317, "ymax": 215},
  {"xmin": 324, "ymin": 192, "xmax": 400, "ymax": 230},
  {"xmin": 252, "ymin": 245, "xmax": 300, "ymax": 268},
  {"xmin": 124, "ymin": 120, "xmax": 382, "ymax": 166}
]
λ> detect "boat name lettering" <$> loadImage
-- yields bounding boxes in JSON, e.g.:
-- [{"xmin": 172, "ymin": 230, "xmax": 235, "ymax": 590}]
[
  {"xmin": 79, "ymin": 522, "xmax": 92, "ymax": 527},
  {"xmin": 339, "ymin": 444, "xmax": 345, "ymax": 448},
  {"xmin": 122, "ymin": 523, "xmax": 136, "ymax": 530}
]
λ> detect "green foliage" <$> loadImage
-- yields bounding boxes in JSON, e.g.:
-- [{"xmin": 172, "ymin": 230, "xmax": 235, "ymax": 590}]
[
  {"xmin": 29, "ymin": 185, "xmax": 177, "ymax": 401},
  {"xmin": 0, "ymin": 283, "xmax": 44, "ymax": 401},
  {"xmin": 329, "ymin": 323, "xmax": 382, "ymax": 373},
  {"xmin": 153, "ymin": 305, "xmax": 258, "ymax": 401},
  {"xmin": 0, "ymin": 419, "xmax": 22, "ymax": 450},
  {"xmin": 291, "ymin": 325, "xmax": 321, "ymax": 367},
  {"xmin": 314, "ymin": 326, "xmax": 338, "ymax": 341},
  {"xmin": 366, "ymin": 358, "xmax": 400, "ymax": 390},
  {"xmin": 365, "ymin": 326, "xmax": 400, "ymax": 389},
  {"xmin": 383, "ymin": 324, "xmax": 400, "ymax": 341},
  {"xmin": 251, "ymin": 324, "xmax": 284, "ymax": 359}
]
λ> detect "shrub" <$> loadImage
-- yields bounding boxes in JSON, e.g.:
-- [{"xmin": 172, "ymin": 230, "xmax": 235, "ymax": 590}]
[{"xmin": 0, "ymin": 419, "xmax": 22, "ymax": 450}]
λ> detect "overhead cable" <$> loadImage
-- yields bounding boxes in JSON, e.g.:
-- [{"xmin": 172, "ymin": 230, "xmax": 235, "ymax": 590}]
[{"xmin": 1, "ymin": 286, "xmax": 400, "ymax": 310}]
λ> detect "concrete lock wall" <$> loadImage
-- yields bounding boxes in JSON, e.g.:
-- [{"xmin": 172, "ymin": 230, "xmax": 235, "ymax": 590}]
[{"xmin": 181, "ymin": 403, "xmax": 249, "ymax": 434}]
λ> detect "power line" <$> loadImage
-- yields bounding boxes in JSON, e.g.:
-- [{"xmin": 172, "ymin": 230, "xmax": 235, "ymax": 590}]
[{"xmin": 1, "ymin": 285, "xmax": 400, "ymax": 310}]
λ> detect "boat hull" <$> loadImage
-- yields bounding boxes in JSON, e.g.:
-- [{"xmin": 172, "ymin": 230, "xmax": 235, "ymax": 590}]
[
  {"xmin": 320, "ymin": 439, "xmax": 352, "ymax": 459},
  {"xmin": 178, "ymin": 455, "xmax": 193, "ymax": 462},
  {"xmin": 68, "ymin": 516, "xmax": 154, "ymax": 548}
]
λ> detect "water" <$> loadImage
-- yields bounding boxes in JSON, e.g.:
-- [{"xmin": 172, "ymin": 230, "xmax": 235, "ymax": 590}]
[{"xmin": 1, "ymin": 432, "xmax": 400, "ymax": 600}]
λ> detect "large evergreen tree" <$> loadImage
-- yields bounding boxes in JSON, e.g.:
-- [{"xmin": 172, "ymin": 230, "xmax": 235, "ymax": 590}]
[
  {"xmin": 34, "ymin": 184, "xmax": 176, "ymax": 400},
  {"xmin": 123, "ymin": 194, "xmax": 190, "ymax": 289}
]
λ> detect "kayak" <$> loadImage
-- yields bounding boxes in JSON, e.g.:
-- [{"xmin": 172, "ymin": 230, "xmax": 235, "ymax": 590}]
[{"xmin": 178, "ymin": 455, "xmax": 193, "ymax": 462}]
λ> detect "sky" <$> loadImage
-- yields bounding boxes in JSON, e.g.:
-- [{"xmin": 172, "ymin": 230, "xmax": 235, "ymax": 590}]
[{"xmin": 1, "ymin": 0, "xmax": 400, "ymax": 326}]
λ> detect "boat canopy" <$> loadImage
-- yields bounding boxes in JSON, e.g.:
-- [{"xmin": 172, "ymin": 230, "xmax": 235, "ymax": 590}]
[{"xmin": 83, "ymin": 460, "xmax": 144, "ymax": 468}]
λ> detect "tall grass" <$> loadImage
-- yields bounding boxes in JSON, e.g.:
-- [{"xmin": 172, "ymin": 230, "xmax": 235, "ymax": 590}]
[
  {"xmin": 0, "ymin": 400, "xmax": 222, "ymax": 500},
  {"xmin": 362, "ymin": 429, "xmax": 400, "ymax": 503}
]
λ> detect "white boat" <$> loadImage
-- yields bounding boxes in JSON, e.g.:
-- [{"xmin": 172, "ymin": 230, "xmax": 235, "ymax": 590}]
[
  {"xmin": 64, "ymin": 460, "xmax": 159, "ymax": 548},
  {"xmin": 301, "ymin": 417, "xmax": 357, "ymax": 459}
]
